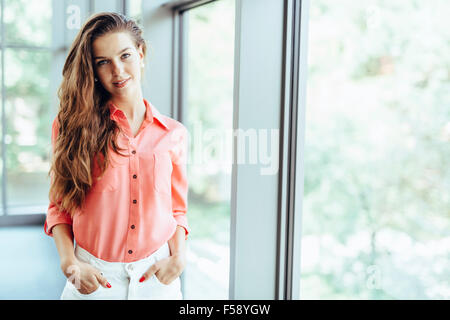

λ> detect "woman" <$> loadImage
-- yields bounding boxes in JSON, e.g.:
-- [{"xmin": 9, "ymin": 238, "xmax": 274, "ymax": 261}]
[{"xmin": 44, "ymin": 12, "xmax": 190, "ymax": 300}]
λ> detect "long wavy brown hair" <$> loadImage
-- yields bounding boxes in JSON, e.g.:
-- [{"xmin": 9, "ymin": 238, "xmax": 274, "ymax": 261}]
[{"xmin": 48, "ymin": 12, "xmax": 147, "ymax": 218}]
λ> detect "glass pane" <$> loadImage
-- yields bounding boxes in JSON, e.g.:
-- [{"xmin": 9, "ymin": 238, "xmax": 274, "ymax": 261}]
[
  {"xmin": 128, "ymin": 0, "xmax": 142, "ymax": 26},
  {"xmin": 0, "ymin": 50, "xmax": 3, "ymax": 216},
  {"xmin": 5, "ymin": 0, "xmax": 52, "ymax": 46},
  {"xmin": 5, "ymin": 49, "xmax": 52, "ymax": 214},
  {"xmin": 0, "ymin": 5, "xmax": 2, "ymax": 43},
  {"xmin": 184, "ymin": 0, "xmax": 235, "ymax": 299},
  {"xmin": 300, "ymin": 0, "xmax": 450, "ymax": 299}
]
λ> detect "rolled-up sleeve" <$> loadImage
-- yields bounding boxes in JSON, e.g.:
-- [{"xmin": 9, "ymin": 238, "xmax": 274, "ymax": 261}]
[
  {"xmin": 44, "ymin": 202, "xmax": 73, "ymax": 236},
  {"xmin": 170, "ymin": 125, "xmax": 190, "ymax": 240},
  {"xmin": 44, "ymin": 117, "xmax": 73, "ymax": 237}
]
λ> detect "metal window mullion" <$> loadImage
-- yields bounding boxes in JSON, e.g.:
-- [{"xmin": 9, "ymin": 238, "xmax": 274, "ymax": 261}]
[
  {"xmin": 285, "ymin": 0, "xmax": 301, "ymax": 300},
  {"xmin": 177, "ymin": 10, "xmax": 188, "ymax": 124},
  {"xmin": 230, "ymin": 0, "xmax": 285, "ymax": 299},
  {"xmin": 171, "ymin": 6, "xmax": 189, "ymax": 297},
  {"xmin": 171, "ymin": 8, "xmax": 188, "ymax": 123},
  {"xmin": 229, "ymin": 0, "xmax": 242, "ymax": 299},
  {"xmin": 276, "ymin": 0, "xmax": 293, "ymax": 300},
  {"xmin": 89, "ymin": 0, "xmax": 98, "ymax": 16},
  {"xmin": 163, "ymin": 0, "xmax": 217, "ymax": 13},
  {"xmin": 122, "ymin": 0, "xmax": 127, "ymax": 15},
  {"xmin": 171, "ymin": 10, "xmax": 180, "ymax": 120},
  {"xmin": 278, "ymin": 0, "xmax": 309, "ymax": 300}
]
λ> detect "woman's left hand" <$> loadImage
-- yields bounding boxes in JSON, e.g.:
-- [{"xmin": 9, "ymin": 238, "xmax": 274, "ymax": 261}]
[{"xmin": 139, "ymin": 252, "xmax": 186, "ymax": 285}]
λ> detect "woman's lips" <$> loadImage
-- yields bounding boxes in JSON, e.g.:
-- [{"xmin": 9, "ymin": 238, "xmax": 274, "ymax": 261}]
[{"xmin": 113, "ymin": 78, "xmax": 130, "ymax": 88}]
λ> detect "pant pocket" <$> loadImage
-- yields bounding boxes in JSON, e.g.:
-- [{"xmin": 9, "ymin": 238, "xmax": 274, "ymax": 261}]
[
  {"xmin": 153, "ymin": 274, "xmax": 169, "ymax": 287},
  {"xmin": 60, "ymin": 280, "xmax": 103, "ymax": 300},
  {"xmin": 153, "ymin": 275, "xmax": 182, "ymax": 293},
  {"xmin": 155, "ymin": 242, "xmax": 171, "ymax": 261}
]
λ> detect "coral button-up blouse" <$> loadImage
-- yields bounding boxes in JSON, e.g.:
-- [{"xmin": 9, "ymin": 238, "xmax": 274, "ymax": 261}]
[{"xmin": 44, "ymin": 98, "xmax": 190, "ymax": 262}]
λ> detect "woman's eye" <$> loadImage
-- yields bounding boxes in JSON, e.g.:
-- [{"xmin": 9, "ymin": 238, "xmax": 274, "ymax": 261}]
[{"xmin": 96, "ymin": 54, "xmax": 129, "ymax": 66}]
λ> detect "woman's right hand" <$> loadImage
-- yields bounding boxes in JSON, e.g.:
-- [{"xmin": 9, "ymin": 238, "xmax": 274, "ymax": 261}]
[{"xmin": 61, "ymin": 258, "xmax": 111, "ymax": 294}]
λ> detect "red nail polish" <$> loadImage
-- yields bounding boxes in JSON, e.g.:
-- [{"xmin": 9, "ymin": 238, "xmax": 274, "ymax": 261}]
[
  {"xmin": 139, "ymin": 276, "xmax": 145, "ymax": 283},
  {"xmin": 106, "ymin": 282, "xmax": 111, "ymax": 288}
]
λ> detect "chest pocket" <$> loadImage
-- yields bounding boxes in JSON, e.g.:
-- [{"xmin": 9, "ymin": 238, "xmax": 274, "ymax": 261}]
[{"xmin": 153, "ymin": 152, "xmax": 173, "ymax": 195}]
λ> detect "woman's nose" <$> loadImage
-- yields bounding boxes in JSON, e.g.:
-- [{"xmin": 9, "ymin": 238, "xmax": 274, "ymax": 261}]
[{"xmin": 112, "ymin": 61, "xmax": 124, "ymax": 76}]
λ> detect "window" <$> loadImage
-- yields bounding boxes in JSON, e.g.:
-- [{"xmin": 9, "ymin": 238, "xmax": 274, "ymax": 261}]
[
  {"xmin": 127, "ymin": 0, "xmax": 142, "ymax": 25},
  {"xmin": 300, "ymin": 0, "xmax": 450, "ymax": 299},
  {"xmin": 1, "ymin": 0, "xmax": 53, "ymax": 216},
  {"xmin": 182, "ymin": 0, "xmax": 235, "ymax": 299}
]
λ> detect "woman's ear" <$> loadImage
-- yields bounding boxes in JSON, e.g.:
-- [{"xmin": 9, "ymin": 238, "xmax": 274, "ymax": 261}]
[{"xmin": 137, "ymin": 44, "xmax": 145, "ymax": 66}]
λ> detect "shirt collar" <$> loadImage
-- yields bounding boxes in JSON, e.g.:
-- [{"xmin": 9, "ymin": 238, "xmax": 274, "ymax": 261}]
[{"xmin": 108, "ymin": 98, "xmax": 170, "ymax": 130}]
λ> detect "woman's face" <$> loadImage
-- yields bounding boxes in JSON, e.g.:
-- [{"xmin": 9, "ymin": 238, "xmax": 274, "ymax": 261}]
[{"xmin": 92, "ymin": 32, "xmax": 144, "ymax": 99}]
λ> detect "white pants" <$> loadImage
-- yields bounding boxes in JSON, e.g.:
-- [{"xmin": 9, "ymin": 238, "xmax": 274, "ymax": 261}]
[{"xmin": 60, "ymin": 242, "xmax": 183, "ymax": 300}]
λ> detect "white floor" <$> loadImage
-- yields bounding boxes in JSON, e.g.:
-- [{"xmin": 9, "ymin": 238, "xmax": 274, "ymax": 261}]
[
  {"xmin": 0, "ymin": 225, "xmax": 67, "ymax": 299},
  {"xmin": 0, "ymin": 225, "xmax": 230, "ymax": 300}
]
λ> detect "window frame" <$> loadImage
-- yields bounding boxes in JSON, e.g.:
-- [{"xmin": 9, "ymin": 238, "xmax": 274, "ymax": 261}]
[
  {"xmin": 144, "ymin": 0, "xmax": 309, "ymax": 299},
  {"xmin": 0, "ymin": 0, "xmax": 56, "ymax": 225}
]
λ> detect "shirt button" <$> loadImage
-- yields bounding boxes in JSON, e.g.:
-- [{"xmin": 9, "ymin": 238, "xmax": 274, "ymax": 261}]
[
  {"xmin": 128, "ymin": 250, "xmax": 133, "ymax": 254},
  {"xmin": 133, "ymin": 174, "xmax": 137, "ymax": 179},
  {"xmin": 133, "ymin": 199, "xmax": 137, "ymax": 204},
  {"xmin": 132, "ymin": 150, "xmax": 136, "ymax": 154},
  {"xmin": 131, "ymin": 225, "xmax": 135, "ymax": 229}
]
